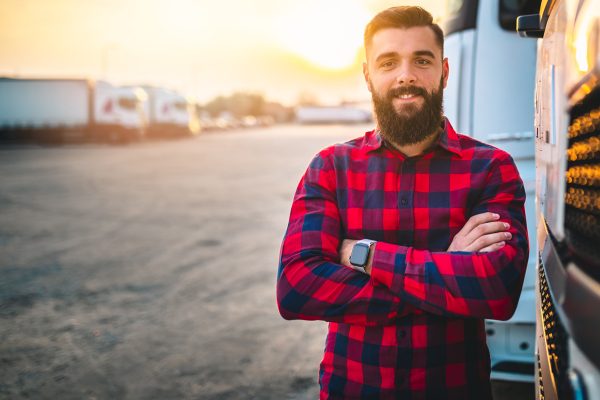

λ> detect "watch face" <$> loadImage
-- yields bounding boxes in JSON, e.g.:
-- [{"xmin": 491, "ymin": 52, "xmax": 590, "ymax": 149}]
[{"xmin": 350, "ymin": 243, "xmax": 370, "ymax": 266}]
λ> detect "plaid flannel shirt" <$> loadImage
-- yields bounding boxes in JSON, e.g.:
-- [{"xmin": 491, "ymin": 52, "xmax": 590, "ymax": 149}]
[{"xmin": 277, "ymin": 119, "xmax": 529, "ymax": 399}]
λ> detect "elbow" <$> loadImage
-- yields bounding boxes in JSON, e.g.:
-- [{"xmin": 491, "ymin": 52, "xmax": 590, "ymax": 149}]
[
  {"xmin": 276, "ymin": 272, "xmax": 300, "ymax": 321},
  {"xmin": 277, "ymin": 253, "xmax": 333, "ymax": 321},
  {"xmin": 488, "ymin": 295, "xmax": 518, "ymax": 321},
  {"xmin": 276, "ymin": 284, "xmax": 293, "ymax": 320},
  {"xmin": 482, "ymin": 249, "xmax": 527, "ymax": 320},
  {"xmin": 277, "ymin": 302, "xmax": 297, "ymax": 321},
  {"xmin": 493, "ymin": 311, "xmax": 516, "ymax": 322}
]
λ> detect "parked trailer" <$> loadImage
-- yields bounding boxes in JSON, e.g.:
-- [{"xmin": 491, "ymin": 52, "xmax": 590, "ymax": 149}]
[
  {"xmin": 140, "ymin": 86, "xmax": 195, "ymax": 138},
  {"xmin": 0, "ymin": 78, "xmax": 146, "ymax": 143},
  {"xmin": 518, "ymin": 0, "xmax": 600, "ymax": 398}
]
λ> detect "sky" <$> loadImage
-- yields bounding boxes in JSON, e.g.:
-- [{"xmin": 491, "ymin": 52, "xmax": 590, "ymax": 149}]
[{"xmin": 0, "ymin": 0, "xmax": 444, "ymax": 106}]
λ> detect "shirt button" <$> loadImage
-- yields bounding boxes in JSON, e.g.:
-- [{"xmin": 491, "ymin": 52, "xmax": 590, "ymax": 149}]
[{"xmin": 401, "ymin": 198, "xmax": 407, "ymax": 205}]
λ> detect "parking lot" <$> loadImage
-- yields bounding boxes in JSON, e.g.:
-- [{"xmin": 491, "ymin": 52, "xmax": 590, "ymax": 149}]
[{"xmin": 0, "ymin": 125, "xmax": 533, "ymax": 399}]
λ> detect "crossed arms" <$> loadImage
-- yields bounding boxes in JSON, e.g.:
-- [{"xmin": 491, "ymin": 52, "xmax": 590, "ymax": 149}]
[{"xmin": 276, "ymin": 151, "xmax": 529, "ymax": 326}]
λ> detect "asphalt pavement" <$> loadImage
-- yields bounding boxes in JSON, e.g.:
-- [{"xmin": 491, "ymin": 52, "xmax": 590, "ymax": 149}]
[{"xmin": 0, "ymin": 125, "xmax": 534, "ymax": 399}]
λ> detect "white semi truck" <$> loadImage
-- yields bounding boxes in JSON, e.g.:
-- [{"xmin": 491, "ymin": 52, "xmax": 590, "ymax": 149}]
[
  {"xmin": 518, "ymin": 0, "xmax": 600, "ymax": 398},
  {"xmin": 440, "ymin": 0, "xmax": 541, "ymax": 382},
  {"xmin": 140, "ymin": 86, "xmax": 195, "ymax": 138},
  {"xmin": 0, "ymin": 78, "xmax": 146, "ymax": 143}
]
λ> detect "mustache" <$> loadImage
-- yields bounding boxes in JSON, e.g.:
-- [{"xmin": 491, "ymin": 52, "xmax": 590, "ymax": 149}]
[{"xmin": 386, "ymin": 86, "xmax": 428, "ymax": 99}]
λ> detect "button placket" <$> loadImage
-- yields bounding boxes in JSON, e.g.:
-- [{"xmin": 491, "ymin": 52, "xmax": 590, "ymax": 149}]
[
  {"xmin": 398, "ymin": 159, "xmax": 416, "ymax": 245},
  {"xmin": 395, "ymin": 324, "xmax": 412, "ymax": 390}
]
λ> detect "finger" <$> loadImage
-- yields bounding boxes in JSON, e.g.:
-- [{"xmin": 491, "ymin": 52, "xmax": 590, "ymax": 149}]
[
  {"xmin": 459, "ymin": 212, "xmax": 501, "ymax": 236},
  {"xmin": 467, "ymin": 231, "xmax": 512, "ymax": 252},
  {"xmin": 456, "ymin": 221, "xmax": 508, "ymax": 251},
  {"xmin": 463, "ymin": 221, "xmax": 510, "ymax": 245},
  {"xmin": 478, "ymin": 241, "xmax": 506, "ymax": 253}
]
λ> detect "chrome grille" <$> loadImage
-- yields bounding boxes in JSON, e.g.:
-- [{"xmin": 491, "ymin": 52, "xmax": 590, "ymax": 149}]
[
  {"xmin": 537, "ymin": 352, "xmax": 545, "ymax": 400},
  {"xmin": 538, "ymin": 256, "xmax": 572, "ymax": 399},
  {"xmin": 566, "ymin": 87, "xmax": 600, "ymax": 280}
]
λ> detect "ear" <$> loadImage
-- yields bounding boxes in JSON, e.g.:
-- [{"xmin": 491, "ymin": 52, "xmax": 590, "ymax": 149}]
[
  {"xmin": 442, "ymin": 57, "xmax": 449, "ymax": 89},
  {"xmin": 362, "ymin": 62, "xmax": 372, "ymax": 93}
]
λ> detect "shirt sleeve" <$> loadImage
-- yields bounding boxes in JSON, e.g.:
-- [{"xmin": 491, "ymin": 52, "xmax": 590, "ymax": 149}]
[
  {"xmin": 370, "ymin": 152, "xmax": 529, "ymax": 320},
  {"xmin": 277, "ymin": 151, "xmax": 414, "ymax": 326}
]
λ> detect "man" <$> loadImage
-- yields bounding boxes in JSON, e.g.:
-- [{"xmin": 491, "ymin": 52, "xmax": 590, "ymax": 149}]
[{"xmin": 277, "ymin": 6, "xmax": 528, "ymax": 400}]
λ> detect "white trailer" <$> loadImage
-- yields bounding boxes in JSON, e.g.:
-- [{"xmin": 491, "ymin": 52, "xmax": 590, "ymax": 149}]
[
  {"xmin": 140, "ymin": 86, "xmax": 194, "ymax": 138},
  {"xmin": 0, "ymin": 78, "xmax": 146, "ymax": 143},
  {"xmin": 296, "ymin": 106, "xmax": 372, "ymax": 124}
]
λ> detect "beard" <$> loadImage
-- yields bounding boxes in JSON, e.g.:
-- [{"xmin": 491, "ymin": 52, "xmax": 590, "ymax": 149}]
[{"xmin": 371, "ymin": 77, "xmax": 444, "ymax": 147}]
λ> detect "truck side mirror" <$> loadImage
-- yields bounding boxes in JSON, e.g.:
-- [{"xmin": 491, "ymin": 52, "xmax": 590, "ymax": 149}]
[{"xmin": 517, "ymin": 14, "xmax": 545, "ymax": 38}]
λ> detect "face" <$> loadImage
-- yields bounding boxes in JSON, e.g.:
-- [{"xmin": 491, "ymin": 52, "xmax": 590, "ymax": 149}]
[{"xmin": 363, "ymin": 26, "xmax": 449, "ymax": 146}]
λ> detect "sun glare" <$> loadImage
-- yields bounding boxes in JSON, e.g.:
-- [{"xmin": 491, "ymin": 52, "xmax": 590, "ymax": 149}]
[{"xmin": 276, "ymin": 1, "xmax": 370, "ymax": 70}]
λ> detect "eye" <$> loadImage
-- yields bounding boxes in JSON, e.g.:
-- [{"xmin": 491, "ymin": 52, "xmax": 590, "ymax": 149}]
[
  {"xmin": 379, "ymin": 60, "xmax": 396, "ymax": 70},
  {"xmin": 416, "ymin": 58, "xmax": 432, "ymax": 66}
]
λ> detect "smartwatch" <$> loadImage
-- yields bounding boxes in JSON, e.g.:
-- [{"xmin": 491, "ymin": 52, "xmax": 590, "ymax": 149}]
[{"xmin": 349, "ymin": 239, "xmax": 377, "ymax": 272}]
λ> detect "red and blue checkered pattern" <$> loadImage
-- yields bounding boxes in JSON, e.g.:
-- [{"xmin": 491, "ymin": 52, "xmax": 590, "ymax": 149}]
[{"xmin": 277, "ymin": 120, "xmax": 528, "ymax": 399}]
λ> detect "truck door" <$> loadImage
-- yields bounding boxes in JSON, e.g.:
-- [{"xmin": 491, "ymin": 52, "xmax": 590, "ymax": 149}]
[{"xmin": 442, "ymin": 0, "xmax": 541, "ymax": 382}]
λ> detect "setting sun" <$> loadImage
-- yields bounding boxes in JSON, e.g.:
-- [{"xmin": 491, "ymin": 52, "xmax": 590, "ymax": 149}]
[
  {"xmin": 276, "ymin": 1, "xmax": 370, "ymax": 70},
  {"xmin": 0, "ymin": 0, "xmax": 443, "ymax": 104}
]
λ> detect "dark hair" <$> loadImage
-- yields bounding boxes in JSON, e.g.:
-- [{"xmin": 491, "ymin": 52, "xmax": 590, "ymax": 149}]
[{"xmin": 364, "ymin": 6, "xmax": 444, "ymax": 55}]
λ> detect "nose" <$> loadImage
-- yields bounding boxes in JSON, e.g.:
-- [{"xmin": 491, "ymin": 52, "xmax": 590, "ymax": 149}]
[{"xmin": 396, "ymin": 62, "xmax": 417, "ymax": 85}]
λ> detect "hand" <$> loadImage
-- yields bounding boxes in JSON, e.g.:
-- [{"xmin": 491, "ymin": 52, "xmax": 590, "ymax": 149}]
[{"xmin": 447, "ymin": 212, "xmax": 511, "ymax": 252}]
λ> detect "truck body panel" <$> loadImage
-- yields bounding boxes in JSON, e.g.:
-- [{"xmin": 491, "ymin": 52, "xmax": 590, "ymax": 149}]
[
  {"xmin": 0, "ymin": 78, "xmax": 90, "ymax": 128},
  {"xmin": 0, "ymin": 78, "xmax": 146, "ymax": 143}
]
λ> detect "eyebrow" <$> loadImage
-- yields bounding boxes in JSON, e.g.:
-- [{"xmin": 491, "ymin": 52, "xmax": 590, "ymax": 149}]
[
  {"xmin": 414, "ymin": 50, "xmax": 436, "ymax": 59},
  {"xmin": 374, "ymin": 50, "xmax": 437, "ymax": 63},
  {"xmin": 374, "ymin": 52, "xmax": 397, "ymax": 63}
]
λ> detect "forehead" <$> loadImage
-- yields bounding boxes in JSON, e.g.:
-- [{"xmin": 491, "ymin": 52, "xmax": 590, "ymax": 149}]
[{"xmin": 367, "ymin": 26, "xmax": 441, "ymax": 61}]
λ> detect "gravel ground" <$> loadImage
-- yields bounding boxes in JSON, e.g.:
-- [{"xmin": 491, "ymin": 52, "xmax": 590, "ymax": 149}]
[{"xmin": 0, "ymin": 124, "xmax": 533, "ymax": 399}]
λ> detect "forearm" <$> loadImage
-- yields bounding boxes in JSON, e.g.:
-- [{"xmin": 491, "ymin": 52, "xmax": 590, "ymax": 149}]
[
  {"xmin": 363, "ymin": 150, "xmax": 529, "ymax": 320},
  {"xmin": 277, "ymin": 251, "xmax": 414, "ymax": 325},
  {"xmin": 369, "ymin": 239, "xmax": 528, "ymax": 320},
  {"xmin": 276, "ymin": 151, "xmax": 418, "ymax": 325}
]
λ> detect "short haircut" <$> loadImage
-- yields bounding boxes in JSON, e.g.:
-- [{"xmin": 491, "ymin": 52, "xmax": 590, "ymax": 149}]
[{"xmin": 364, "ymin": 6, "xmax": 444, "ymax": 56}]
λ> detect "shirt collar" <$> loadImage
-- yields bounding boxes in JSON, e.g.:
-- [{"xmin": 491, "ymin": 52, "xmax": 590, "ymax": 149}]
[
  {"xmin": 438, "ymin": 118, "xmax": 463, "ymax": 156},
  {"xmin": 364, "ymin": 117, "xmax": 463, "ymax": 157}
]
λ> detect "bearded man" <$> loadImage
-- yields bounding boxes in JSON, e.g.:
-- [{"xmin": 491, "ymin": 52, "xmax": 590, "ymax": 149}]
[{"xmin": 277, "ymin": 6, "xmax": 528, "ymax": 400}]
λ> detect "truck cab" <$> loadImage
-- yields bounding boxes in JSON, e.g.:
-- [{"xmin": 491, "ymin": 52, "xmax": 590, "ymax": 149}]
[
  {"xmin": 141, "ymin": 86, "xmax": 194, "ymax": 138},
  {"xmin": 440, "ymin": 0, "xmax": 541, "ymax": 382},
  {"xmin": 94, "ymin": 81, "xmax": 147, "ymax": 142}
]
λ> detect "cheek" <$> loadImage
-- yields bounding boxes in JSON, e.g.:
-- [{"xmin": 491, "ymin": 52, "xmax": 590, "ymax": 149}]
[
  {"xmin": 369, "ymin": 74, "xmax": 395, "ymax": 94},
  {"xmin": 424, "ymin": 70, "xmax": 444, "ymax": 88},
  {"xmin": 416, "ymin": 79, "xmax": 437, "ymax": 94}
]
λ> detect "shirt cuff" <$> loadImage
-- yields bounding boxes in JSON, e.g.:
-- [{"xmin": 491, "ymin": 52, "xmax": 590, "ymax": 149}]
[{"xmin": 371, "ymin": 241, "xmax": 409, "ymax": 290}]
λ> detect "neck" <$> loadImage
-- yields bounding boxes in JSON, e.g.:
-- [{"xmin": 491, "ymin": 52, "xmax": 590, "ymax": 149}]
[{"xmin": 385, "ymin": 128, "xmax": 442, "ymax": 158}]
